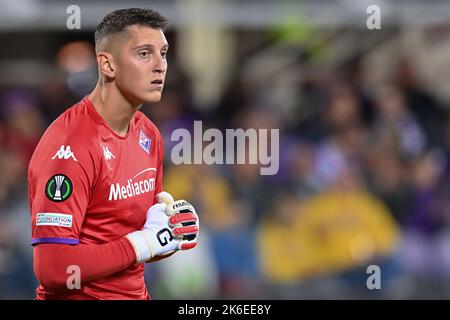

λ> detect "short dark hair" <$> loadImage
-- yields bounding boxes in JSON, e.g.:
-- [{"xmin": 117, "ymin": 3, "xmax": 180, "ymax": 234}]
[{"xmin": 94, "ymin": 8, "xmax": 168, "ymax": 52}]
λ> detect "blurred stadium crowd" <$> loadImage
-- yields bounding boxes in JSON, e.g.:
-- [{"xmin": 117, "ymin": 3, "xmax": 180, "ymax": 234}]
[{"xmin": 2, "ymin": 5, "xmax": 450, "ymax": 299}]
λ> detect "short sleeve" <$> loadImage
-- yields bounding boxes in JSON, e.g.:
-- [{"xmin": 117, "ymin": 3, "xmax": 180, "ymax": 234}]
[{"xmin": 28, "ymin": 136, "xmax": 97, "ymax": 246}]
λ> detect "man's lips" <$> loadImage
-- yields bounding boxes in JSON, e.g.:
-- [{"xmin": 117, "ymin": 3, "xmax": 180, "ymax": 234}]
[{"xmin": 150, "ymin": 79, "xmax": 164, "ymax": 91}]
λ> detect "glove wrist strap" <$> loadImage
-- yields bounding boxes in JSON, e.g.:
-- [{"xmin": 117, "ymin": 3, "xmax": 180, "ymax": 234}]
[{"xmin": 126, "ymin": 231, "xmax": 153, "ymax": 263}]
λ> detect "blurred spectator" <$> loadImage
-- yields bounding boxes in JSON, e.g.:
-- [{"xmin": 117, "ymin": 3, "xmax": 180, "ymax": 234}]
[
  {"xmin": 406, "ymin": 149, "xmax": 448, "ymax": 234},
  {"xmin": 0, "ymin": 90, "xmax": 45, "ymax": 165},
  {"xmin": 258, "ymin": 170, "xmax": 400, "ymax": 289},
  {"xmin": 395, "ymin": 58, "xmax": 448, "ymax": 147},
  {"xmin": 372, "ymin": 85, "xmax": 427, "ymax": 158}
]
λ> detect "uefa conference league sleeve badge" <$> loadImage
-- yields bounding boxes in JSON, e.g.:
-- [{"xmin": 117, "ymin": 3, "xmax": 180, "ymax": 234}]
[{"xmin": 45, "ymin": 174, "xmax": 73, "ymax": 202}]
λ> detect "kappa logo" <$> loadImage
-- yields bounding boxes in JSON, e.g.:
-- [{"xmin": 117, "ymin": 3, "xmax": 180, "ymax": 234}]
[
  {"xmin": 52, "ymin": 145, "xmax": 78, "ymax": 161},
  {"xmin": 103, "ymin": 146, "xmax": 116, "ymax": 161}
]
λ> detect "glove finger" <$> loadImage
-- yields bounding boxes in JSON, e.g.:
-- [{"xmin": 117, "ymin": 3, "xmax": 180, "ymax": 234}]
[
  {"xmin": 172, "ymin": 225, "xmax": 199, "ymax": 237},
  {"xmin": 178, "ymin": 238, "xmax": 198, "ymax": 250},
  {"xmin": 169, "ymin": 212, "xmax": 198, "ymax": 226},
  {"xmin": 156, "ymin": 191, "xmax": 174, "ymax": 205},
  {"xmin": 167, "ymin": 200, "xmax": 196, "ymax": 216}
]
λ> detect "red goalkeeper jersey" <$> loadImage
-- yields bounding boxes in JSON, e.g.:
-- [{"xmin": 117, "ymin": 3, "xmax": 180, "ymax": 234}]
[{"xmin": 28, "ymin": 96, "xmax": 163, "ymax": 299}]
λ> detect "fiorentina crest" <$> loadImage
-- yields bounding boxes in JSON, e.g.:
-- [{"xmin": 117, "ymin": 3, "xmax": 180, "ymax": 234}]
[{"xmin": 139, "ymin": 130, "xmax": 151, "ymax": 154}]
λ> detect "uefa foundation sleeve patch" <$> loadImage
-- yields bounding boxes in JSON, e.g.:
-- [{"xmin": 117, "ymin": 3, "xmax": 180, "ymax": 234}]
[
  {"xmin": 36, "ymin": 213, "xmax": 73, "ymax": 227},
  {"xmin": 45, "ymin": 174, "xmax": 73, "ymax": 202}
]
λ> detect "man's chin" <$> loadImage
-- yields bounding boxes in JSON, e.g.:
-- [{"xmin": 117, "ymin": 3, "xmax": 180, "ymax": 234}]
[{"xmin": 142, "ymin": 92, "xmax": 162, "ymax": 103}]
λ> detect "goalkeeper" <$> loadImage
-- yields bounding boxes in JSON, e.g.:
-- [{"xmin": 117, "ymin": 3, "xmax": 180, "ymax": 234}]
[{"xmin": 28, "ymin": 8, "xmax": 199, "ymax": 300}]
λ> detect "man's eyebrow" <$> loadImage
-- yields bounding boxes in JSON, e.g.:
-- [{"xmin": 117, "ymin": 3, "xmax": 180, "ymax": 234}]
[{"xmin": 132, "ymin": 43, "xmax": 169, "ymax": 50}]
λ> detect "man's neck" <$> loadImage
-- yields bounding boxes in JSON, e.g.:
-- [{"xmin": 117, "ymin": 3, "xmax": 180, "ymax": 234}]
[{"xmin": 88, "ymin": 82, "xmax": 142, "ymax": 137}]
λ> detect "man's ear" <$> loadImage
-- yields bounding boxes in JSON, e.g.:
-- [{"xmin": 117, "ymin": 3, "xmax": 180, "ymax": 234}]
[{"xmin": 97, "ymin": 52, "xmax": 116, "ymax": 78}]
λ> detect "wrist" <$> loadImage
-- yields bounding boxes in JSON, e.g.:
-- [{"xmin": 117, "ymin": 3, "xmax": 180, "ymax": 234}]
[{"xmin": 125, "ymin": 231, "xmax": 154, "ymax": 263}]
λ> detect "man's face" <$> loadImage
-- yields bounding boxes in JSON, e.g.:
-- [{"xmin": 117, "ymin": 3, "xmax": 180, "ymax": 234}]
[{"xmin": 113, "ymin": 25, "xmax": 168, "ymax": 105}]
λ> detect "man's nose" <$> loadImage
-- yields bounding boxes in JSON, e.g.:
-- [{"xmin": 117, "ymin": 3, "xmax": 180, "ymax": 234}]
[{"xmin": 153, "ymin": 54, "xmax": 166, "ymax": 74}]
